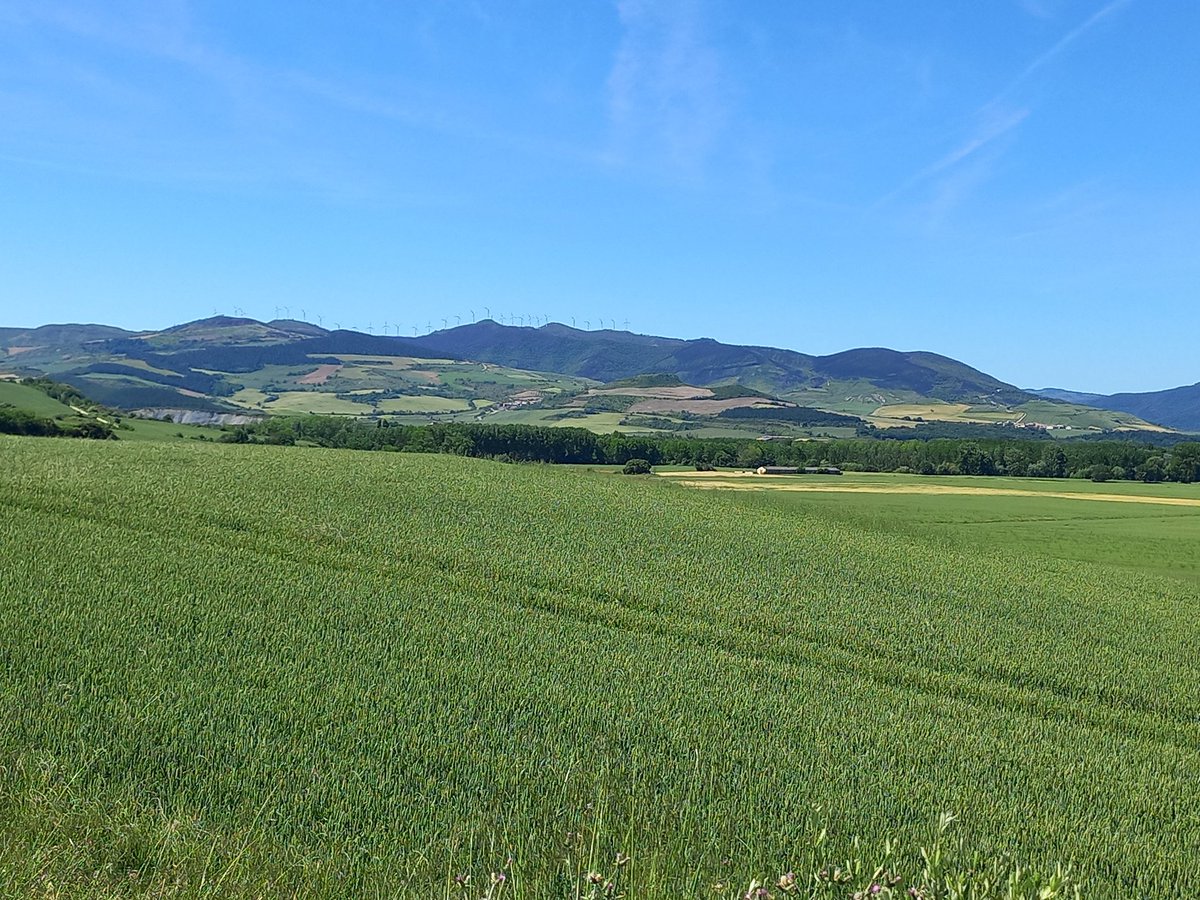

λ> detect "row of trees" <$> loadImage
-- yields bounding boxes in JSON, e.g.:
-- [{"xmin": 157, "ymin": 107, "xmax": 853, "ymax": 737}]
[
  {"xmin": 222, "ymin": 417, "xmax": 1200, "ymax": 484},
  {"xmin": 0, "ymin": 408, "xmax": 114, "ymax": 439}
]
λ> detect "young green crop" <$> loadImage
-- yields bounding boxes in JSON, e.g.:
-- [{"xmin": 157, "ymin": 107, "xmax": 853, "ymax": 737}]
[{"xmin": 0, "ymin": 436, "xmax": 1197, "ymax": 896}]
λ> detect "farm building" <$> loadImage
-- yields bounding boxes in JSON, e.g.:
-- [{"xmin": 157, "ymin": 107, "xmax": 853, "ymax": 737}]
[{"xmin": 755, "ymin": 465, "xmax": 843, "ymax": 476}]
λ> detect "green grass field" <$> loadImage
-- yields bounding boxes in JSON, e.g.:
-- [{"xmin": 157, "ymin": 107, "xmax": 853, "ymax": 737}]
[
  {"xmin": 2, "ymin": 439, "xmax": 1199, "ymax": 896},
  {"xmin": 855, "ymin": 398, "xmax": 1162, "ymax": 432},
  {"xmin": 376, "ymin": 396, "xmax": 474, "ymax": 413},
  {"xmin": 662, "ymin": 471, "xmax": 1200, "ymax": 586},
  {"xmin": 1016, "ymin": 400, "xmax": 1166, "ymax": 432},
  {"xmin": 0, "ymin": 381, "xmax": 221, "ymax": 443},
  {"xmin": 115, "ymin": 417, "xmax": 226, "ymax": 443},
  {"xmin": 0, "ymin": 380, "xmax": 78, "ymax": 417},
  {"xmin": 480, "ymin": 408, "xmax": 657, "ymax": 433},
  {"xmin": 238, "ymin": 390, "xmax": 372, "ymax": 415}
]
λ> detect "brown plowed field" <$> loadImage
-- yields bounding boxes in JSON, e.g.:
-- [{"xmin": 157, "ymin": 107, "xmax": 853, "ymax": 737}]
[{"xmin": 297, "ymin": 364, "xmax": 342, "ymax": 385}]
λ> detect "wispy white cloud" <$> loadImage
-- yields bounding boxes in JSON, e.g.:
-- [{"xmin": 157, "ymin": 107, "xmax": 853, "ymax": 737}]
[
  {"xmin": 1, "ymin": 0, "xmax": 611, "ymax": 200},
  {"xmin": 877, "ymin": 0, "xmax": 1131, "ymax": 212},
  {"xmin": 1015, "ymin": 0, "xmax": 1057, "ymax": 19},
  {"xmin": 877, "ymin": 106, "xmax": 1029, "ymax": 210},
  {"xmin": 1000, "ymin": 0, "xmax": 1132, "ymax": 98},
  {"xmin": 604, "ymin": 0, "xmax": 727, "ymax": 178}
]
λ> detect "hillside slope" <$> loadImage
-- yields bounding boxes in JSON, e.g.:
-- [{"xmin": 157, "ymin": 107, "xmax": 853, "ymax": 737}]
[
  {"xmin": 1095, "ymin": 382, "xmax": 1200, "ymax": 432},
  {"xmin": 2, "ymin": 439, "xmax": 1198, "ymax": 895},
  {"xmin": 410, "ymin": 322, "xmax": 1032, "ymax": 404},
  {"xmin": 2, "ymin": 316, "xmax": 1171, "ymax": 432},
  {"xmin": 1031, "ymin": 384, "xmax": 1200, "ymax": 432}
]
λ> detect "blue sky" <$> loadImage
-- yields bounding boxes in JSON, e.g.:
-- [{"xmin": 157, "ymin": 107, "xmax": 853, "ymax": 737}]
[{"xmin": 1, "ymin": 1, "xmax": 1196, "ymax": 392}]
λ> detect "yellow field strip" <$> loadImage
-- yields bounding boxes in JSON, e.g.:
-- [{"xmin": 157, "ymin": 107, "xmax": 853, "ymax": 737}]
[{"xmin": 656, "ymin": 474, "xmax": 1200, "ymax": 508}]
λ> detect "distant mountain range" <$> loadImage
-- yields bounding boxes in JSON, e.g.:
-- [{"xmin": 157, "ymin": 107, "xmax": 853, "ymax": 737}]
[
  {"xmin": 0, "ymin": 316, "xmax": 1193, "ymax": 434},
  {"xmin": 1030, "ymin": 385, "xmax": 1200, "ymax": 433}
]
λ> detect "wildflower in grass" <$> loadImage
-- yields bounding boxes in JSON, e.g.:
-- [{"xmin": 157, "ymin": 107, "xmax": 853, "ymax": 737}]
[
  {"xmin": 776, "ymin": 870, "xmax": 796, "ymax": 892},
  {"xmin": 454, "ymin": 873, "xmax": 470, "ymax": 886},
  {"xmin": 587, "ymin": 871, "xmax": 603, "ymax": 884}
]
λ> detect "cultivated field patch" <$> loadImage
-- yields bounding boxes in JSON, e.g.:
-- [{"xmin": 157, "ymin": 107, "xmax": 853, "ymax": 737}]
[
  {"xmin": 297, "ymin": 363, "xmax": 342, "ymax": 385},
  {"xmin": 376, "ymin": 396, "xmax": 472, "ymax": 413},
  {"xmin": 627, "ymin": 397, "xmax": 770, "ymax": 415},
  {"xmin": 660, "ymin": 471, "xmax": 1200, "ymax": 508},
  {"xmin": 588, "ymin": 385, "xmax": 714, "ymax": 400}
]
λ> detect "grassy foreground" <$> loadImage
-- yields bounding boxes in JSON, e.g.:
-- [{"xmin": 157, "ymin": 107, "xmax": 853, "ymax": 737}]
[{"xmin": 1, "ymin": 438, "xmax": 1198, "ymax": 896}]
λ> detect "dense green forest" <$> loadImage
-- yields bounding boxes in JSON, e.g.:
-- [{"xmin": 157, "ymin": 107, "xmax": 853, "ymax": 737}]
[
  {"xmin": 223, "ymin": 416, "xmax": 1200, "ymax": 483},
  {"xmin": 0, "ymin": 407, "xmax": 114, "ymax": 439}
]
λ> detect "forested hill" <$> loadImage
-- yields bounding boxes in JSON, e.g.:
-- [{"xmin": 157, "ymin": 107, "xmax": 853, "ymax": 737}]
[
  {"xmin": 1031, "ymin": 383, "xmax": 1200, "ymax": 433},
  {"xmin": 1093, "ymin": 383, "xmax": 1200, "ymax": 433},
  {"xmin": 408, "ymin": 321, "xmax": 1031, "ymax": 403},
  {"xmin": 1, "ymin": 316, "xmax": 1034, "ymax": 407}
]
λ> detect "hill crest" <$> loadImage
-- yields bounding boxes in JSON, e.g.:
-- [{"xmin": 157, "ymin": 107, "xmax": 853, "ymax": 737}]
[{"xmin": 0, "ymin": 315, "xmax": 1182, "ymax": 433}]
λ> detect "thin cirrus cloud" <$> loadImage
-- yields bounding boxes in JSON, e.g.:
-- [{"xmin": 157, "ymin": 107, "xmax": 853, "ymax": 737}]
[
  {"xmin": 876, "ymin": 0, "xmax": 1132, "ymax": 213},
  {"xmin": 604, "ymin": 0, "xmax": 728, "ymax": 178},
  {"xmin": 2, "ymin": 3, "xmax": 444, "ymax": 197},
  {"xmin": 876, "ymin": 106, "xmax": 1031, "ymax": 211},
  {"xmin": 1000, "ymin": 0, "xmax": 1132, "ymax": 98},
  {"xmin": 4, "ymin": 1, "xmax": 611, "ymax": 198}
]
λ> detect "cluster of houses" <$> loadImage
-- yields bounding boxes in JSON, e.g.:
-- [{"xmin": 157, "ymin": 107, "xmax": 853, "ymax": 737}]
[{"xmin": 1006, "ymin": 420, "xmax": 1073, "ymax": 431}]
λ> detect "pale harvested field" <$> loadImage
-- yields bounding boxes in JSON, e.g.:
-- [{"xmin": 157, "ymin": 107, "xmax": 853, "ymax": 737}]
[
  {"xmin": 657, "ymin": 471, "xmax": 1200, "ymax": 508},
  {"xmin": 867, "ymin": 402, "xmax": 1013, "ymax": 427},
  {"xmin": 872, "ymin": 402, "xmax": 970, "ymax": 419},
  {"xmin": 297, "ymin": 364, "xmax": 342, "ymax": 385},
  {"xmin": 330, "ymin": 354, "xmax": 455, "ymax": 367},
  {"xmin": 589, "ymin": 386, "xmax": 713, "ymax": 399},
  {"xmin": 627, "ymin": 397, "xmax": 766, "ymax": 414}
]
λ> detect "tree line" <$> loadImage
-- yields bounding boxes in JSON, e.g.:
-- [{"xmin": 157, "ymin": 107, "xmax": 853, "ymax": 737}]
[
  {"xmin": 0, "ymin": 407, "xmax": 114, "ymax": 440},
  {"xmin": 223, "ymin": 416, "xmax": 1200, "ymax": 484}
]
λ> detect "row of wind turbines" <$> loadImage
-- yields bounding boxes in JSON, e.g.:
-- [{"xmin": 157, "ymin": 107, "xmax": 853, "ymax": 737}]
[{"xmin": 219, "ymin": 305, "xmax": 631, "ymax": 336}]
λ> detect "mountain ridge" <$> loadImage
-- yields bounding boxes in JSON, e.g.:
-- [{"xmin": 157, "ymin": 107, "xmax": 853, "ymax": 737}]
[
  {"xmin": 1030, "ymin": 383, "xmax": 1200, "ymax": 433},
  {"xmin": 0, "ymin": 315, "xmax": 1188, "ymax": 432}
]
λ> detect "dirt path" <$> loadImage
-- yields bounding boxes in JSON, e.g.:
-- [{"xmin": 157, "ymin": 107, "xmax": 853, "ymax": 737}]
[{"xmin": 657, "ymin": 473, "xmax": 1200, "ymax": 508}]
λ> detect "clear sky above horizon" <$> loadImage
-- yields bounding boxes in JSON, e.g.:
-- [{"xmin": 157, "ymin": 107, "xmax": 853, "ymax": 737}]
[{"xmin": 1, "ymin": 1, "xmax": 1196, "ymax": 393}]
